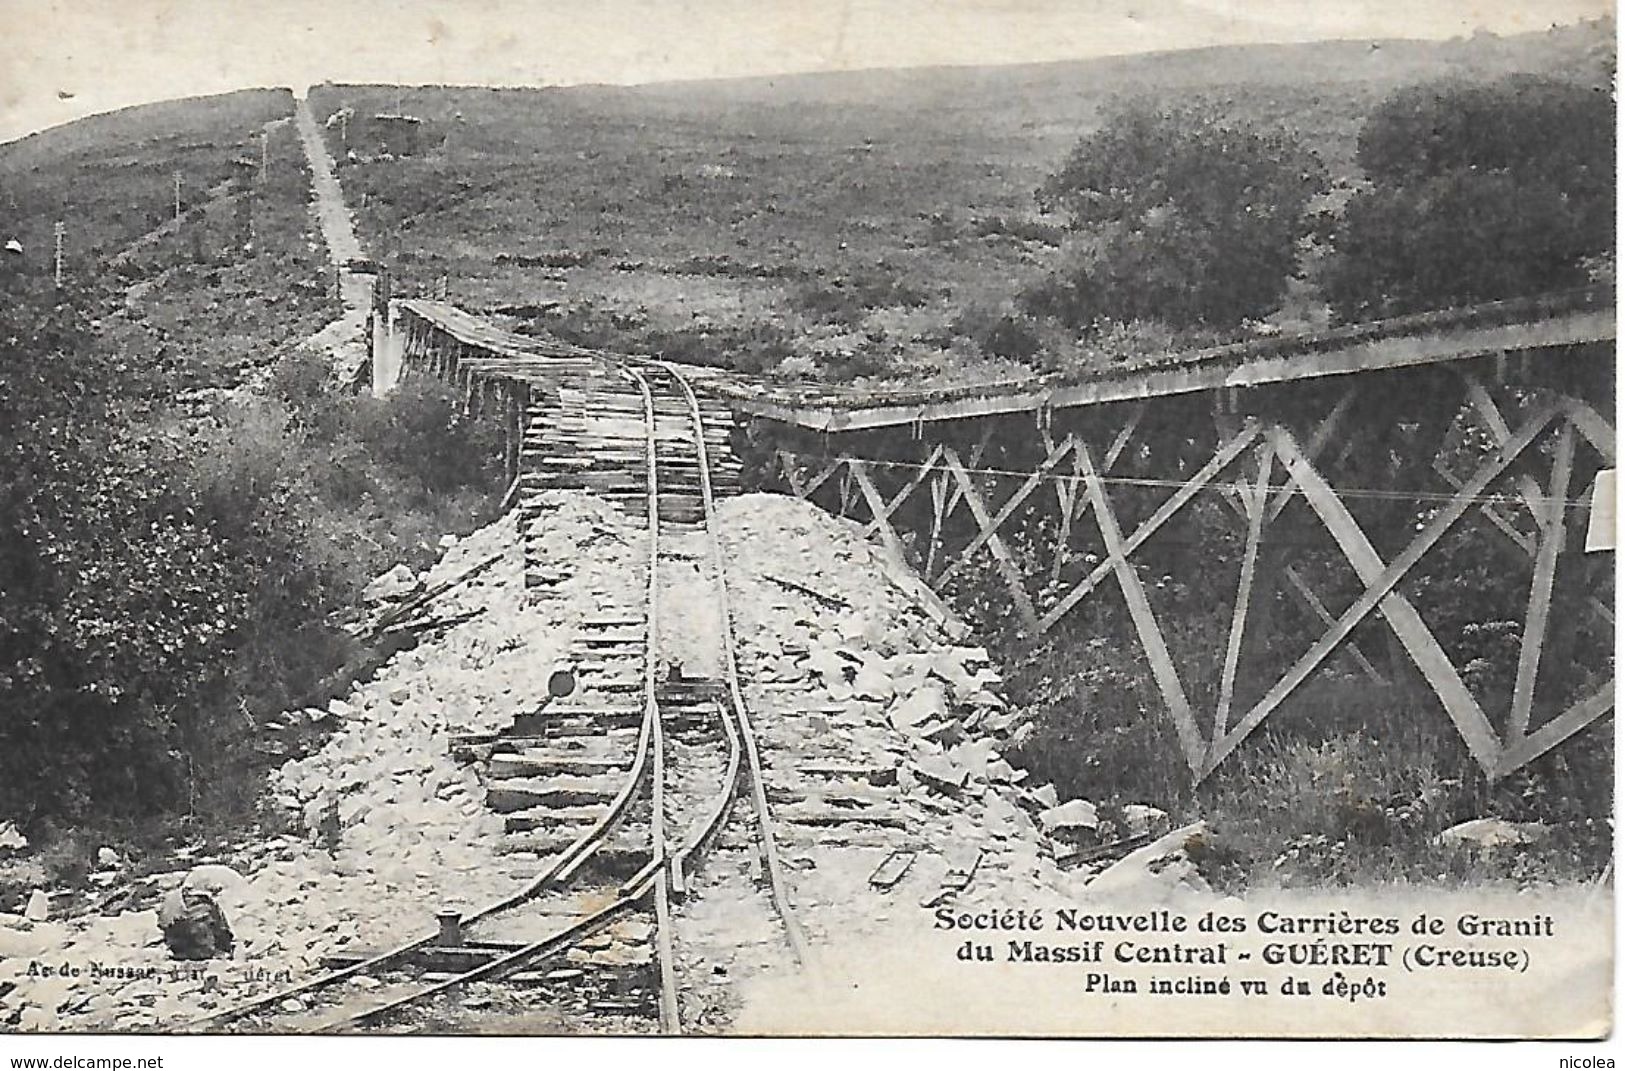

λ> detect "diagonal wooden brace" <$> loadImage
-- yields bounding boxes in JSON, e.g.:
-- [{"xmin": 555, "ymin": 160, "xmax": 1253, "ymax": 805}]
[
  {"xmin": 1049, "ymin": 408, "xmax": 1140, "ymax": 586},
  {"xmin": 925, "ymin": 469, "xmax": 950, "ymax": 580},
  {"xmin": 849, "ymin": 458, "xmax": 910, "ymax": 567},
  {"xmin": 1213, "ymin": 444, "xmax": 1273, "ymax": 739},
  {"xmin": 1264, "ymin": 386, "xmax": 1356, "ymax": 523},
  {"xmin": 1075, "ymin": 441, "xmax": 1206, "ymax": 772},
  {"xmin": 1207, "ymin": 407, "xmax": 1561, "ymax": 778},
  {"xmin": 1564, "ymin": 400, "xmax": 1616, "ymax": 465},
  {"xmin": 941, "ymin": 447, "xmax": 1041, "ymax": 631},
  {"xmin": 1495, "ymin": 681, "xmax": 1614, "ymax": 776},
  {"xmin": 1037, "ymin": 422, "xmax": 1262, "ymax": 633},
  {"xmin": 1465, "ymin": 377, "xmax": 1548, "ymax": 521},
  {"xmin": 937, "ymin": 436, "xmax": 1078, "ymax": 587},
  {"xmin": 1509, "ymin": 422, "xmax": 1575, "ymax": 741},
  {"xmin": 862, "ymin": 444, "xmax": 944, "ymax": 540},
  {"xmin": 776, "ymin": 450, "xmax": 806, "ymax": 498}
]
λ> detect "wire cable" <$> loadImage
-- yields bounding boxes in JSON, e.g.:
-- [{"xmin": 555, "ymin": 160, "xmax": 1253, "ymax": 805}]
[{"xmin": 779, "ymin": 452, "xmax": 1605, "ymax": 510}]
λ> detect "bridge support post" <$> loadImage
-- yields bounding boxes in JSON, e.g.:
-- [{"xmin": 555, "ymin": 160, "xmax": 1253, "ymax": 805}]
[{"xmin": 371, "ymin": 271, "xmax": 402, "ymax": 396}]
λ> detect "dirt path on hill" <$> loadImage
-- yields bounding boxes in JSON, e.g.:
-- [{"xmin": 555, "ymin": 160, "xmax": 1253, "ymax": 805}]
[
  {"xmin": 292, "ymin": 94, "xmax": 374, "ymax": 381},
  {"xmin": 293, "ymin": 97, "xmax": 363, "ymax": 267}
]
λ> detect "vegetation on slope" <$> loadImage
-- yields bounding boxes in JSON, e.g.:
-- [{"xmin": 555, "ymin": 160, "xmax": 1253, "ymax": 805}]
[
  {"xmin": 0, "ymin": 20, "xmax": 1613, "ymax": 897},
  {"xmin": 1324, "ymin": 76, "xmax": 1615, "ymax": 319},
  {"xmin": 309, "ymin": 18, "xmax": 1611, "ymax": 386},
  {"xmin": 1027, "ymin": 105, "xmax": 1326, "ymax": 329},
  {"xmin": 0, "ymin": 96, "xmax": 506, "ymax": 880},
  {"xmin": 981, "ymin": 77, "xmax": 1615, "ymax": 885},
  {"xmin": 1, "ymin": 90, "xmax": 294, "ymax": 281},
  {"xmin": 0, "ymin": 276, "xmax": 503, "ymax": 838}
]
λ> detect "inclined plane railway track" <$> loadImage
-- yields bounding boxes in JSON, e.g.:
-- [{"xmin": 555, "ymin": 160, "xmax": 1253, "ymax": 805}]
[{"xmin": 192, "ymin": 360, "xmax": 804, "ymax": 1035}]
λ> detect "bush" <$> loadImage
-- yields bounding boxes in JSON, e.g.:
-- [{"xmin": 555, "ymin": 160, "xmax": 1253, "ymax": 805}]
[
  {"xmin": 1326, "ymin": 77, "xmax": 1614, "ymax": 319},
  {"xmin": 793, "ymin": 267, "xmax": 930, "ymax": 325},
  {"xmin": 1005, "ymin": 627, "xmax": 1193, "ymax": 809},
  {"xmin": 0, "ymin": 416, "xmax": 341, "ymax": 821},
  {"xmin": 1034, "ymin": 106, "xmax": 1326, "ymax": 329},
  {"xmin": 1037, "ymin": 318, "xmax": 1182, "ymax": 375},
  {"xmin": 1326, "ymin": 172, "xmax": 1601, "ymax": 319},
  {"xmin": 0, "ymin": 290, "xmax": 503, "ymax": 831},
  {"xmin": 358, "ymin": 375, "xmax": 506, "ymax": 499},
  {"xmin": 1197, "ymin": 697, "xmax": 1611, "ymax": 887},
  {"xmin": 950, "ymin": 304, "xmax": 1044, "ymax": 365},
  {"xmin": 807, "ymin": 334, "xmax": 904, "ymax": 383},
  {"xmin": 640, "ymin": 321, "xmax": 800, "ymax": 376},
  {"xmin": 1006, "ymin": 630, "xmax": 1612, "ymax": 888},
  {"xmin": 982, "ymin": 314, "xmax": 1042, "ymax": 363},
  {"xmin": 1356, "ymin": 77, "xmax": 1613, "ymax": 197}
]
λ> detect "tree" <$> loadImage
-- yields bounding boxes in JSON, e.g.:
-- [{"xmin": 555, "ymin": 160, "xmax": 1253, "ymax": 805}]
[
  {"xmin": 1031, "ymin": 106, "xmax": 1326, "ymax": 330},
  {"xmin": 0, "ymin": 282, "xmax": 196, "ymax": 818},
  {"xmin": 1326, "ymin": 77, "xmax": 1615, "ymax": 321}
]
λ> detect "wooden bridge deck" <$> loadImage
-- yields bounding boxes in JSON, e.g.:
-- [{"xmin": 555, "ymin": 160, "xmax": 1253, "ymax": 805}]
[
  {"xmin": 398, "ymin": 299, "xmax": 600, "ymax": 370},
  {"xmin": 709, "ymin": 290, "xmax": 1614, "ymax": 431},
  {"xmin": 399, "ymin": 289, "xmax": 1613, "ymax": 431}
]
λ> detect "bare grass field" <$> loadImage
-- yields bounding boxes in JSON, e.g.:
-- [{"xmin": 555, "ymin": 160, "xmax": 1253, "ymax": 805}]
[
  {"xmin": 2, "ymin": 90, "xmax": 294, "ymax": 281},
  {"xmin": 309, "ymin": 21, "xmax": 1609, "ymax": 384}
]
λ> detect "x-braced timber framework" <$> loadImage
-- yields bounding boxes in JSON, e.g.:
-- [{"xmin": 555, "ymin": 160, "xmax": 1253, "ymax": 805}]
[{"xmin": 773, "ymin": 372, "xmax": 1615, "ymax": 783}]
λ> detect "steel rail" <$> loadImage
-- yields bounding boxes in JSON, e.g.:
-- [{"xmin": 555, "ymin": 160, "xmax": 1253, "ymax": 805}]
[
  {"xmin": 191, "ymin": 676, "xmax": 663, "ymax": 1033},
  {"xmin": 303, "ymin": 367, "xmax": 678, "ymax": 1034},
  {"xmin": 624, "ymin": 365, "xmax": 682, "ymax": 1034},
  {"xmin": 670, "ymin": 695, "xmax": 742, "ymax": 897},
  {"xmin": 330, "ymin": 869, "xmax": 661, "ymax": 1032},
  {"xmin": 198, "ymin": 356, "xmax": 773, "ymax": 1035},
  {"xmin": 194, "ymin": 378, "xmax": 670, "ymax": 1034},
  {"xmin": 658, "ymin": 361, "xmax": 812, "ymax": 965}
]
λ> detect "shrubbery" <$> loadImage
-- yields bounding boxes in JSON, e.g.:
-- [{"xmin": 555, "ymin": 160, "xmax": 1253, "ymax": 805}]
[
  {"xmin": 0, "ymin": 285, "xmax": 502, "ymax": 831},
  {"xmin": 1002, "ymin": 75, "xmax": 1611, "ymax": 370},
  {"xmin": 1324, "ymin": 77, "xmax": 1614, "ymax": 319},
  {"xmin": 792, "ymin": 267, "xmax": 930, "ymax": 326},
  {"xmin": 1031, "ymin": 106, "xmax": 1326, "ymax": 330},
  {"xmin": 1002, "ymin": 572, "xmax": 1613, "ymax": 887},
  {"xmin": 1355, "ymin": 76, "xmax": 1613, "ymax": 193}
]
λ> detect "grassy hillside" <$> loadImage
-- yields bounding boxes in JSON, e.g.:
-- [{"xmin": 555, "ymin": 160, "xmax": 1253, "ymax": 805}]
[
  {"xmin": 0, "ymin": 88, "xmax": 501, "ymax": 849},
  {"xmin": 0, "ymin": 89, "xmax": 294, "ymax": 280},
  {"xmin": 0, "ymin": 88, "xmax": 339, "ymax": 395},
  {"xmin": 100, "ymin": 116, "xmax": 335, "ymax": 393},
  {"xmin": 308, "ymin": 18, "xmax": 1612, "ymax": 383}
]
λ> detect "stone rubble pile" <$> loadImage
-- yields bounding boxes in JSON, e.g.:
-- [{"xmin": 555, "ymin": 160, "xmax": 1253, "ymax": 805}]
[
  {"xmin": 0, "ymin": 499, "xmax": 637, "ymax": 1032},
  {"xmin": 298, "ymin": 303, "xmax": 370, "ymax": 384},
  {"xmin": 2, "ymin": 487, "xmax": 1204, "ymax": 1035},
  {"xmin": 713, "ymin": 494, "xmax": 1205, "ymax": 933}
]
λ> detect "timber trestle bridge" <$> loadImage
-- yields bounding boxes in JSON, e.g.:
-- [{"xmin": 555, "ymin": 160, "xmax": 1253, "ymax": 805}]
[
  {"xmin": 201, "ymin": 284, "xmax": 1612, "ymax": 1032},
  {"xmin": 383, "ymin": 286, "xmax": 1615, "ymax": 789}
]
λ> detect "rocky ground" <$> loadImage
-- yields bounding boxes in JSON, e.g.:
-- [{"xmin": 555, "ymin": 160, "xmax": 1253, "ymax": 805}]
[
  {"xmin": 1, "ymin": 510, "xmax": 537, "ymax": 1030},
  {"xmin": 0, "ymin": 486, "xmax": 1208, "ymax": 1034}
]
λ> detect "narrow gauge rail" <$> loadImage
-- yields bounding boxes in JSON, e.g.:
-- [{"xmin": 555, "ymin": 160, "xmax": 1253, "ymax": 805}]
[{"xmin": 191, "ymin": 360, "xmax": 804, "ymax": 1034}]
